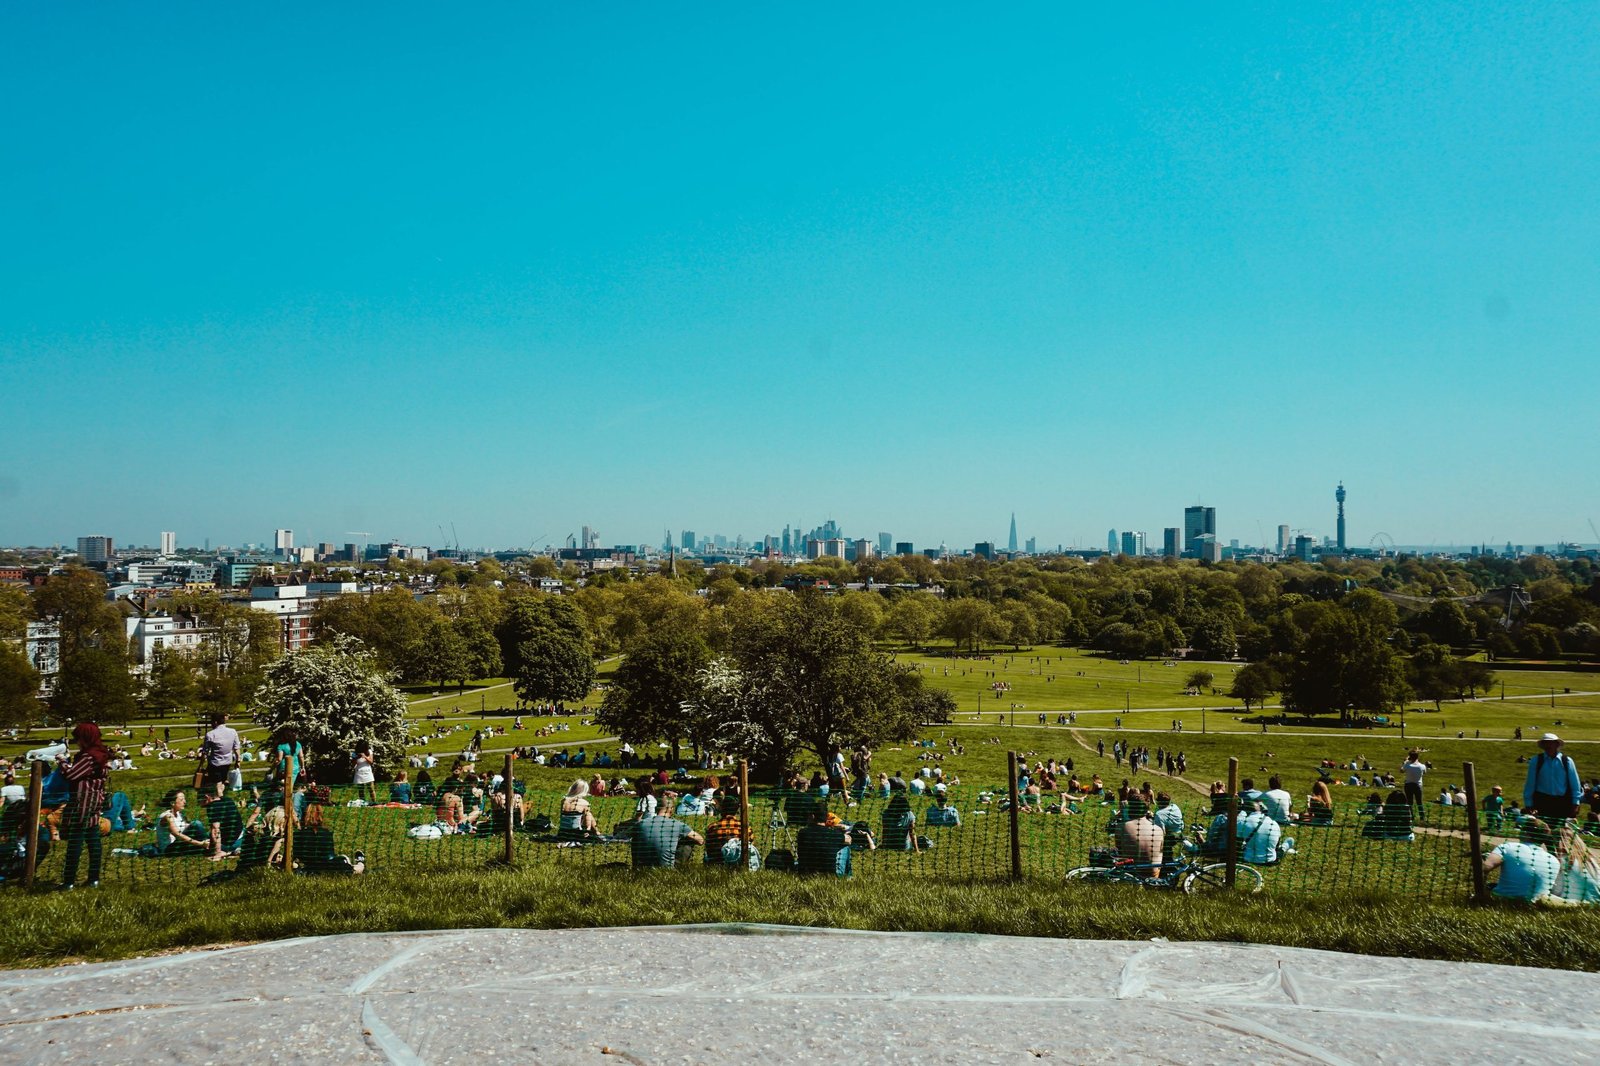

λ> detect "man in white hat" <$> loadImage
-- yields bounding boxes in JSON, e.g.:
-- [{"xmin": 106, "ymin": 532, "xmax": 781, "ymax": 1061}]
[{"xmin": 1523, "ymin": 733, "xmax": 1581, "ymax": 823}]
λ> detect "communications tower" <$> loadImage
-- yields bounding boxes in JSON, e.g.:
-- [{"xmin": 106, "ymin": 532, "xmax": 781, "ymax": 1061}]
[{"xmin": 1335, "ymin": 482, "xmax": 1347, "ymax": 552}]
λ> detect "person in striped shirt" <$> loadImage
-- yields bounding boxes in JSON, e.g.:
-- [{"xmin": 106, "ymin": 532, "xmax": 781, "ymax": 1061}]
[{"xmin": 59, "ymin": 722, "xmax": 110, "ymax": 890}]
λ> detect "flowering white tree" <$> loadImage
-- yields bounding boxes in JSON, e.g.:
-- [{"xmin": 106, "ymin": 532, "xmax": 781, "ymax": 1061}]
[{"xmin": 251, "ymin": 635, "xmax": 409, "ymax": 781}]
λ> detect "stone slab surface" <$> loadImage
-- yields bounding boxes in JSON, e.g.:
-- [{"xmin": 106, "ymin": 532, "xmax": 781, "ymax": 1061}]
[{"xmin": 1, "ymin": 924, "xmax": 1596, "ymax": 1064}]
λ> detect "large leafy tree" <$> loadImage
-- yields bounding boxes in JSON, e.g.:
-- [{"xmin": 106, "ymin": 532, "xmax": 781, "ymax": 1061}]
[
  {"xmin": 887, "ymin": 595, "xmax": 940, "ymax": 649},
  {"xmin": 499, "ymin": 595, "xmax": 595, "ymax": 708},
  {"xmin": 143, "ymin": 644, "xmax": 198, "ymax": 718},
  {"xmin": 698, "ymin": 591, "xmax": 930, "ymax": 781},
  {"xmin": 1227, "ymin": 660, "xmax": 1280, "ymax": 711},
  {"xmin": 1283, "ymin": 608, "xmax": 1408, "ymax": 721},
  {"xmin": 0, "ymin": 645, "xmax": 42, "ymax": 729},
  {"xmin": 54, "ymin": 646, "xmax": 138, "ymax": 725},
  {"xmin": 597, "ymin": 625, "xmax": 712, "ymax": 761},
  {"xmin": 251, "ymin": 635, "xmax": 408, "ymax": 780}
]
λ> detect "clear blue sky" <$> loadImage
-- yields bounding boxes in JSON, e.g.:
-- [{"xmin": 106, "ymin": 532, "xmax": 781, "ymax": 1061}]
[{"xmin": 3, "ymin": 4, "xmax": 1596, "ymax": 552}]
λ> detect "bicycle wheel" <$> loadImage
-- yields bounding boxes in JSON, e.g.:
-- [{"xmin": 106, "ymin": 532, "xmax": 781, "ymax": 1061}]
[
  {"xmin": 1182, "ymin": 862, "xmax": 1265, "ymax": 894},
  {"xmin": 1064, "ymin": 866, "xmax": 1137, "ymax": 886}
]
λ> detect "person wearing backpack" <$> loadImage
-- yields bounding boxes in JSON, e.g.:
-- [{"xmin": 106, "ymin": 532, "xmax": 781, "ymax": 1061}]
[{"xmin": 1524, "ymin": 733, "xmax": 1582, "ymax": 823}]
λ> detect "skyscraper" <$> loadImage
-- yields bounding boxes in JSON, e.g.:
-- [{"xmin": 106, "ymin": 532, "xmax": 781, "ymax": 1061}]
[
  {"xmin": 1335, "ymin": 482, "xmax": 1347, "ymax": 552},
  {"xmin": 1277, "ymin": 524, "xmax": 1291, "ymax": 555},
  {"xmin": 1163, "ymin": 528, "xmax": 1180, "ymax": 557},
  {"xmin": 878, "ymin": 532, "xmax": 893, "ymax": 557},
  {"xmin": 1182, "ymin": 506, "xmax": 1216, "ymax": 557},
  {"xmin": 1107, "ymin": 529, "xmax": 1119, "ymax": 553},
  {"xmin": 1120, "ymin": 530, "xmax": 1145, "ymax": 557},
  {"xmin": 1025, "ymin": 536, "xmax": 1036, "ymax": 554},
  {"xmin": 1007, "ymin": 513, "xmax": 1018, "ymax": 554},
  {"xmin": 582, "ymin": 526, "xmax": 598, "ymax": 549},
  {"xmin": 681, "ymin": 530, "xmax": 695, "ymax": 551},
  {"xmin": 274, "ymin": 529, "xmax": 294, "ymax": 552},
  {"xmin": 160, "ymin": 531, "xmax": 177, "ymax": 556},
  {"xmin": 76, "ymin": 536, "xmax": 113, "ymax": 564}
]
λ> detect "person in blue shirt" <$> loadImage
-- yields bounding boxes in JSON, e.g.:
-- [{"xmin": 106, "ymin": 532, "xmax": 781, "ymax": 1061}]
[
  {"xmin": 1485, "ymin": 818, "xmax": 1562, "ymax": 902},
  {"xmin": 924, "ymin": 787, "xmax": 961, "ymax": 827},
  {"xmin": 1523, "ymin": 734, "xmax": 1582, "ymax": 823}
]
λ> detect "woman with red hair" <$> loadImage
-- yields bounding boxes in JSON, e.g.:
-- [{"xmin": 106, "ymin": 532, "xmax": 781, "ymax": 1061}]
[{"xmin": 60, "ymin": 722, "xmax": 110, "ymax": 890}]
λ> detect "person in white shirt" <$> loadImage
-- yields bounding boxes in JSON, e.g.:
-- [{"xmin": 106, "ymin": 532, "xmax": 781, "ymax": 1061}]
[
  {"xmin": 1438, "ymin": 788, "xmax": 1454, "ymax": 806},
  {"xmin": 1401, "ymin": 750, "xmax": 1428, "ymax": 823},
  {"xmin": 1261, "ymin": 776, "xmax": 1293, "ymax": 824},
  {"xmin": 908, "ymin": 776, "xmax": 927, "ymax": 795},
  {"xmin": 0, "ymin": 773, "xmax": 24, "ymax": 805}
]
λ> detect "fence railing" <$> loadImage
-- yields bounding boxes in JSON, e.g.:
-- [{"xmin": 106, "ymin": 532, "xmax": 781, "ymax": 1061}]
[{"xmin": 3, "ymin": 754, "xmax": 1577, "ymax": 903}]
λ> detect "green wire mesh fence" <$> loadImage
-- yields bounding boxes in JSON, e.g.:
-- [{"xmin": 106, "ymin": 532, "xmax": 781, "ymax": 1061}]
[{"xmin": 11, "ymin": 753, "xmax": 1554, "ymax": 904}]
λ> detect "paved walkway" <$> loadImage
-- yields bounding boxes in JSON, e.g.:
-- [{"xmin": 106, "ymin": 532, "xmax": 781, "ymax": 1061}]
[{"xmin": 3, "ymin": 925, "xmax": 1596, "ymax": 1064}]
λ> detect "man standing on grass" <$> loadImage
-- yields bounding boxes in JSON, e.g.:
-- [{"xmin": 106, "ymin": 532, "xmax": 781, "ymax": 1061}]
[
  {"xmin": 1401, "ymin": 749, "xmax": 1428, "ymax": 824},
  {"xmin": 1524, "ymin": 733, "xmax": 1581, "ymax": 824},
  {"xmin": 201, "ymin": 712, "xmax": 240, "ymax": 792},
  {"xmin": 631, "ymin": 789, "xmax": 703, "ymax": 869}
]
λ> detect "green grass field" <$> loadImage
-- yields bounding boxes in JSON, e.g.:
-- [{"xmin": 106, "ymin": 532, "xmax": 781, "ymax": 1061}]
[{"xmin": 5, "ymin": 863, "xmax": 1599, "ymax": 972}]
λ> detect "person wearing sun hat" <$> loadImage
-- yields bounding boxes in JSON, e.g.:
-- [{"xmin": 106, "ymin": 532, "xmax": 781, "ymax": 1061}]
[{"xmin": 1524, "ymin": 733, "xmax": 1582, "ymax": 824}]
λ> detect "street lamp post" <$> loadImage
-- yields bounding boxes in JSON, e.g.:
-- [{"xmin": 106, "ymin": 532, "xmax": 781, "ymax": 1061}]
[{"xmin": 1202, "ymin": 706, "xmax": 1207, "ymax": 734}]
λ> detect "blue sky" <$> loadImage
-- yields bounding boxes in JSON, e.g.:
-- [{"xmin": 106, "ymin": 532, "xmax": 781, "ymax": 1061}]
[{"xmin": 3, "ymin": 4, "xmax": 1597, "ymax": 553}]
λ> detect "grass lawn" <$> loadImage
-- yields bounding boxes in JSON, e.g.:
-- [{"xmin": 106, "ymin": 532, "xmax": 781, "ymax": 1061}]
[{"xmin": 4, "ymin": 863, "xmax": 1599, "ymax": 972}]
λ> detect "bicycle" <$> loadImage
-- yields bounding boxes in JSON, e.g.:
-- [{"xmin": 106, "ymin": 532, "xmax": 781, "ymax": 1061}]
[{"xmin": 1063, "ymin": 828, "xmax": 1266, "ymax": 894}]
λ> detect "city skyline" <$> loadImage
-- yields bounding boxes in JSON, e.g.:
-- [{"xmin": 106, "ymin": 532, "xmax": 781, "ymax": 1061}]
[{"xmin": 3, "ymin": 7, "xmax": 1597, "ymax": 550}]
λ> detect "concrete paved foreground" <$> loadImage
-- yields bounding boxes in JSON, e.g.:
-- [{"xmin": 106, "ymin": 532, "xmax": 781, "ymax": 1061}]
[{"xmin": 2, "ymin": 924, "xmax": 1596, "ymax": 1064}]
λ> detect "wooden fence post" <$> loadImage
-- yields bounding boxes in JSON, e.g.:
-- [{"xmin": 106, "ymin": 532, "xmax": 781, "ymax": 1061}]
[
  {"xmin": 1463, "ymin": 761, "xmax": 1487, "ymax": 903},
  {"xmin": 1007, "ymin": 750, "xmax": 1023, "ymax": 880},
  {"xmin": 22, "ymin": 761, "xmax": 43, "ymax": 889},
  {"xmin": 1224, "ymin": 756, "xmax": 1239, "ymax": 888},
  {"xmin": 738, "ymin": 759, "xmax": 751, "ymax": 872},
  {"xmin": 503, "ymin": 753, "xmax": 516, "ymax": 866},
  {"xmin": 280, "ymin": 758, "xmax": 294, "ymax": 873}
]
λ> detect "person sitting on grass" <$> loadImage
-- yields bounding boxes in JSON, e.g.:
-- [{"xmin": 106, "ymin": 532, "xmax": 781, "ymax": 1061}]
[
  {"xmin": 880, "ymin": 793, "xmax": 919, "ymax": 852},
  {"xmin": 1485, "ymin": 817, "xmax": 1561, "ymax": 903},
  {"xmin": 236, "ymin": 806, "xmax": 285, "ymax": 872},
  {"xmin": 1550, "ymin": 823, "xmax": 1600, "ymax": 905},
  {"xmin": 1300, "ymin": 779, "xmax": 1334, "ymax": 825},
  {"xmin": 1115, "ymin": 797, "xmax": 1164, "ymax": 872},
  {"xmin": 559, "ymin": 779, "xmax": 600, "ymax": 841},
  {"xmin": 413, "ymin": 769, "xmax": 435, "ymax": 805},
  {"xmin": 434, "ymin": 784, "xmax": 480, "ymax": 834},
  {"xmin": 295, "ymin": 804, "xmax": 364, "ymax": 875},
  {"xmin": 487, "ymin": 784, "xmax": 524, "ymax": 835},
  {"xmin": 704, "ymin": 795, "xmax": 746, "ymax": 865},
  {"xmin": 388, "ymin": 770, "xmax": 413, "ymax": 805},
  {"xmin": 796, "ymin": 802, "xmax": 853, "ymax": 877},
  {"xmin": 630, "ymin": 789, "xmax": 703, "ymax": 869},
  {"xmin": 1152, "ymin": 792, "xmax": 1185, "ymax": 845},
  {"xmin": 205, "ymin": 781, "xmax": 245, "ymax": 861},
  {"xmin": 1204, "ymin": 801, "xmax": 1285, "ymax": 864},
  {"xmin": 1361, "ymin": 790, "xmax": 1415, "ymax": 841},
  {"xmin": 155, "ymin": 789, "xmax": 210, "ymax": 856},
  {"xmin": 924, "ymin": 786, "xmax": 961, "ymax": 827},
  {"xmin": 1261, "ymin": 777, "xmax": 1292, "ymax": 825}
]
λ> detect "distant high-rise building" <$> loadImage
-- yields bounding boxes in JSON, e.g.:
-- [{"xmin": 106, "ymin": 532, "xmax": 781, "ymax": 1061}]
[
  {"xmin": 76, "ymin": 536, "xmax": 114, "ymax": 564},
  {"xmin": 1293, "ymin": 534, "xmax": 1314, "ymax": 562},
  {"xmin": 852, "ymin": 538, "xmax": 875, "ymax": 561},
  {"xmin": 1277, "ymin": 524, "xmax": 1291, "ymax": 555},
  {"xmin": 160, "ymin": 531, "xmax": 177, "ymax": 556},
  {"xmin": 1120, "ymin": 531, "xmax": 1145, "ymax": 557},
  {"xmin": 1108, "ymin": 529, "xmax": 1119, "ymax": 553},
  {"xmin": 822, "ymin": 538, "xmax": 847, "ymax": 559},
  {"xmin": 1008, "ymin": 513, "xmax": 1018, "ymax": 554},
  {"xmin": 344, "ymin": 542, "xmax": 361, "ymax": 562},
  {"xmin": 1335, "ymin": 482, "xmax": 1347, "ymax": 552},
  {"xmin": 974, "ymin": 541, "xmax": 995, "ymax": 560},
  {"xmin": 1163, "ymin": 527, "xmax": 1180, "ymax": 558},
  {"xmin": 878, "ymin": 532, "xmax": 893, "ymax": 557},
  {"xmin": 895, "ymin": 541, "xmax": 914, "ymax": 556},
  {"xmin": 1183, "ymin": 506, "xmax": 1216, "ymax": 557},
  {"xmin": 1202, "ymin": 540, "xmax": 1223, "ymax": 563},
  {"xmin": 782, "ymin": 527, "xmax": 792, "ymax": 555},
  {"xmin": 581, "ymin": 526, "xmax": 598, "ymax": 550},
  {"xmin": 274, "ymin": 529, "xmax": 294, "ymax": 552},
  {"xmin": 1025, "ymin": 536, "xmax": 1037, "ymax": 554},
  {"xmin": 681, "ymin": 531, "xmax": 696, "ymax": 551}
]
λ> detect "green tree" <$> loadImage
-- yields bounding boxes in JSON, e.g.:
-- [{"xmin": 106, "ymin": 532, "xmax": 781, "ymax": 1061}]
[
  {"xmin": 499, "ymin": 596, "xmax": 594, "ymax": 708},
  {"xmin": 1407, "ymin": 642, "xmax": 1458, "ymax": 712},
  {"xmin": 456, "ymin": 617, "xmax": 503, "ymax": 680},
  {"xmin": 0, "ymin": 645, "xmax": 42, "ymax": 729},
  {"xmin": 1227, "ymin": 660, "xmax": 1279, "ymax": 711},
  {"xmin": 698, "ymin": 592, "xmax": 930, "ymax": 781},
  {"xmin": 941, "ymin": 598, "xmax": 1005, "ymax": 652},
  {"xmin": 143, "ymin": 644, "xmax": 198, "ymax": 718},
  {"xmin": 597, "ymin": 626, "xmax": 712, "ymax": 762},
  {"xmin": 887, "ymin": 595, "xmax": 940, "ymax": 649},
  {"xmin": 251, "ymin": 634, "xmax": 409, "ymax": 780},
  {"xmin": 53, "ymin": 646, "xmax": 137, "ymax": 725},
  {"xmin": 404, "ymin": 615, "xmax": 470, "ymax": 689},
  {"xmin": 1189, "ymin": 613, "xmax": 1238, "ymax": 660},
  {"xmin": 1184, "ymin": 669, "xmax": 1215, "ymax": 693},
  {"xmin": 1283, "ymin": 610, "xmax": 1408, "ymax": 722},
  {"xmin": 32, "ymin": 567, "xmax": 124, "ymax": 661}
]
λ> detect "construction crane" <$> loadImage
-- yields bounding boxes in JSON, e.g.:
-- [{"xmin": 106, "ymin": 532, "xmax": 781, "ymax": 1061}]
[{"xmin": 1589, "ymin": 518, "xmax": 1599, "ymax": 548}]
